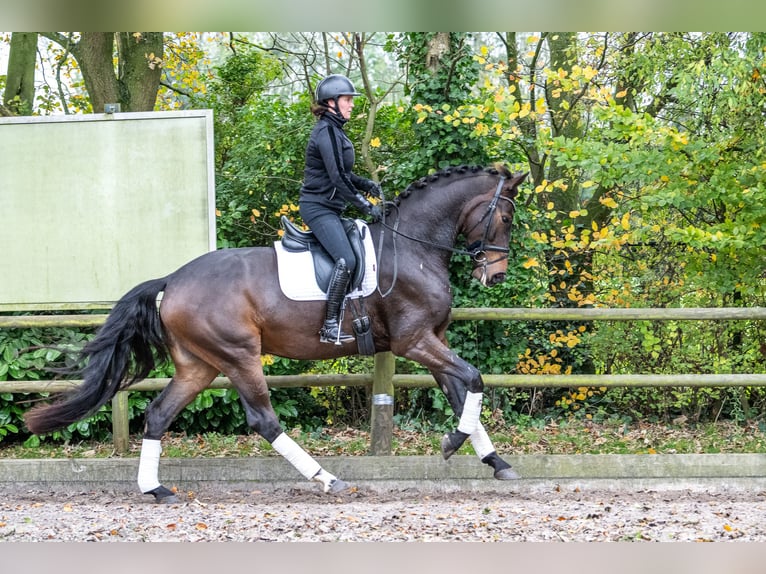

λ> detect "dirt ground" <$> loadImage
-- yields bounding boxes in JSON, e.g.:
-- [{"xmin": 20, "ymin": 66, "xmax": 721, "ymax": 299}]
[{"xmin": 2, "ymin": 485, "xmax": 766, "ymax": 542}]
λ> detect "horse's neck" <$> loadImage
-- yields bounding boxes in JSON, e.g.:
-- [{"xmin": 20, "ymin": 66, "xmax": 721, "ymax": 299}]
[{"xmin": 397, "ymin": 188, "xmax": 467, "ymax": 247}]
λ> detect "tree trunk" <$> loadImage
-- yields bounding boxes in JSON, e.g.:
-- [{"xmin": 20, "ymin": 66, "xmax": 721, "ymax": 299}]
[
  {"xmin": 52, "ymin": 32, "xmax": 164, "ymax": 113},
  {"xmin": 3, "ymin": 32, "xmax": 38, "ymax": 114},
  {"xmin": 74, "ymin": 33, "xmax": 121, "ymax": 113},
  {"xmin": 426, "ymin": 33, "xmax": 450, "ymax": 73},
  {"xmin": 115, "ymin": 32, "xmax": 164, "ymax": 111}
]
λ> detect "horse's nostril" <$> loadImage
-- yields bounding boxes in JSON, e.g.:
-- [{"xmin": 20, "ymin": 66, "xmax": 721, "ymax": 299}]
[{"xmin": 490, "ymin": 273, "xmax": 506, "ymax": 285}]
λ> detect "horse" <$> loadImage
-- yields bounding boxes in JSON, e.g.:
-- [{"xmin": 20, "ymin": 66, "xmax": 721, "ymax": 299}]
[{"xmin": 24, "ymin": 164, "xmax": 528, "ymax": 503}]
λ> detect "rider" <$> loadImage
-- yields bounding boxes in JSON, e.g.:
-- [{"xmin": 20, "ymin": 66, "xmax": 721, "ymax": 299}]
[{"xmin": 299, "ymin": 74, "xmax": 382, "ymax": 344}]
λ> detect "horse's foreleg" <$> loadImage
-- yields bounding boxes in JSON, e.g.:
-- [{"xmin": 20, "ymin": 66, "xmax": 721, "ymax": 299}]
[
  {"xmin": 470, "ymin": 423, "xmax": 520, "ymax": 480},
  {"xmin": 232, "ymin": 365, "xmax": 349, "ymax": 494},
  {"xmin": 396, "ymin": 335, "xmax": 485, "ymax": 459},
  {"xmin": 397, "ymin": 334, "xmax": 518, "ymax": 478}
]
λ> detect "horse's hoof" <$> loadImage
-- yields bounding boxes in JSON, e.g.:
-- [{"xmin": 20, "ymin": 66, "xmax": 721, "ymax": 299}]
[
  {"xmin": 441, "ymin": 431, "xmax": 468, "ymax": 460},
  {"xmin": 326, "ymin": 478, "xmax": 351, "ymax": 494},
  {"xmin": 494, "ymin": 467, "xmax": 521, "ymax": 480},
  {"xmin": 441, "ymin": 433, "xmax": 457, "ymax": 460},
  {"xmin": 147, "ymin": 485, "xmax": 180, "ymax": 504}
]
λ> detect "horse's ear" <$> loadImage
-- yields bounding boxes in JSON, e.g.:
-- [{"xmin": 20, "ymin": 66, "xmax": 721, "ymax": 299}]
[
  {"xmin": 512, "ymin": 172, "xmax": 529, "ymax": 185},
  {"xmin": 506, "ymin": 171, "xmax": 528, "ymax": 195}
]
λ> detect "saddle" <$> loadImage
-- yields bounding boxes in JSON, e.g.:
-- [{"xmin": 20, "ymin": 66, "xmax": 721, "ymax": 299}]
[{"xmin": 280, "ymin": 216, "xmax": 367, "ymax": 293}]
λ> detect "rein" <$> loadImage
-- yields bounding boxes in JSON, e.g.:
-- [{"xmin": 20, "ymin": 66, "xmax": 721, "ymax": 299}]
[{"xmin": 375, "ymin": 176, "xmax": 513, "ymax": 297}]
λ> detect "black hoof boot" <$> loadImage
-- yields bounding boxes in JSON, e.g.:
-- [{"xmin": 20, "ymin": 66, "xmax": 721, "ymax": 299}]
[
  {"xmin": 146, "ymin": 485, "xmax": 180, "ymax": 504},
  {"xmin": 441, "ymin": 430, "xmax": 469, "ymax": 460},
  {"xmin": 481, "ymin": 452, "xmax": 521, "ymax": 480}
]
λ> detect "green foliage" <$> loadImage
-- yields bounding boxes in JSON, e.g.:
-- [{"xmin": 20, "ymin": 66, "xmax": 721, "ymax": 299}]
[
  {"xmin": 389, "ymin": 33, "xmax": 493, "ymax": 182},
  {"xmin": 193, "ymin": 47, "xmax": 305, "ymax": 248}
]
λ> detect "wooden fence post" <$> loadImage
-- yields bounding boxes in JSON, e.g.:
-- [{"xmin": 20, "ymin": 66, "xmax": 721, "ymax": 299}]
[
  {"xmin": 370, "ymin": 351, "xmax": 395, "ymax": 455},
  {"xmin": 111, "ymin": 392, "xmax": 130, "ymax": 455}
]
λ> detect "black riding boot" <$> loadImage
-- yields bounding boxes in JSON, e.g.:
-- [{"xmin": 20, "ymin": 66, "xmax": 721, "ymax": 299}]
[{"xmin": 319, "ymin": 259, "xmax": 355, "ymax": 345}]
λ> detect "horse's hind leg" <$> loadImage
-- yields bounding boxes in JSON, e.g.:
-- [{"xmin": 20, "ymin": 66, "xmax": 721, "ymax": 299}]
[
  {"xmin": 138, "ymin": 359, "xmax": 219, "ymax": 503},
  {"xmin": 229, "ymin": 358, "xmax": 349, "ymax": 494}
]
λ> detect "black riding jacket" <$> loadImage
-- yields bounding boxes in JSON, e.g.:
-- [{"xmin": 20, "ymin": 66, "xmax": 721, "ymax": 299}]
[{"xmin": 299, "ymin": 111, "xmax": 374, "ymax": 220}]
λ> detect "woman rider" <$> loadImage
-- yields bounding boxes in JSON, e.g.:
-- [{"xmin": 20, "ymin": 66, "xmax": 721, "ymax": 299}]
[{"xmin": 299, "ymin": 74, "xmax": 382, "ymax": 344}]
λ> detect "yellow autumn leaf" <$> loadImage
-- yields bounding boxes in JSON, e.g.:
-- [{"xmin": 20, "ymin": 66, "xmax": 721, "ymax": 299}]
[
  {"xmin": 616, "ymin": 89, "xmax": 628, "ymax": 98},
  {"xmin": 546, "ymin": 202, "xmax": 555, "ymax": 210},
  {"xmin": 569, "ymin": 210, "xmax": 580, "ymax": 218},
  {"xmin": 522, "ymin": 257, "xmax": 540, "ymax": 269},
  {"xmin": 370, "ymin": 137, "xmax": 381, "ymax": 148},
  {"xmin": 599, "ymin": 196, "xmax": 618, "ymax": 209},
  {"xmin": 582, "ymin": 180, "xmax": 595, "ymax": 188},
  {"xmin": 621, "ymin": 212, "xmax": 631, "ymax": 230},
  {"xmin": 252, "ymin": 208, "xmax": 261, "ymax": 218}
]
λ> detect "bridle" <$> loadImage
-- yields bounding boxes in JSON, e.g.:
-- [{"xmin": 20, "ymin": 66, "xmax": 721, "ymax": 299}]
[
  {"xmin": 376, "ymin": 176, "xmax": 515, "ymax": 296},
  {"xmin": 462, "ymin": 177, "xmax": 516, "ymax": 283}
]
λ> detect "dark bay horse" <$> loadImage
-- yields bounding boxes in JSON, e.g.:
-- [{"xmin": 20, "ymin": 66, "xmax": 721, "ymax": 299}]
[{"xmin": 24, "ymin": 164, "xmax": 527, "ymax": 503}]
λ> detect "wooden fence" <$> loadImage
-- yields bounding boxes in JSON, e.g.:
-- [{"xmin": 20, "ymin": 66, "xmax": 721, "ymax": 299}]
[{"xmin": 2, "ymin": 306, "xmax": 766, "ymax": 455}]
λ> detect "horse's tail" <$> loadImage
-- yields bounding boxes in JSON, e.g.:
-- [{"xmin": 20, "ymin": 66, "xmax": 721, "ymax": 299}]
[{"xmin": 24, "ymin": 277, "xmax": 169, "ymax": 435}]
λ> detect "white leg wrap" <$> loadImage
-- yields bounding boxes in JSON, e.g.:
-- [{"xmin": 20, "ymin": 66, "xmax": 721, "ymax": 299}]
[
  {"xmin": 457, "ymin": 391, "xmax": 483, "ymax": 435},
  {"xmin": 470, "ymin": 423, "xmax": 496, "ymax": 459},
  {"xmin": 271, "ymin": 432, "xmax": 322, "ymax": 480},
  {"xmin": 137, "ymin": 438, "xmax": 162, "ymax": 493}
]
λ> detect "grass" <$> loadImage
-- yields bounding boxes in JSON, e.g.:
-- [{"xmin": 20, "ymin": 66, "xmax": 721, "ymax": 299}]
[{"xmin": 2, "ymin": 418, "xmax": 766, "ymax": 459}]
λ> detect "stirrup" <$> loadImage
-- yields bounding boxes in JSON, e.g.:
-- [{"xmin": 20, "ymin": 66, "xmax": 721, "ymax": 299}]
[{"xmin": 319, "ymin": 321, "xmax": 355, "ymax": 345}]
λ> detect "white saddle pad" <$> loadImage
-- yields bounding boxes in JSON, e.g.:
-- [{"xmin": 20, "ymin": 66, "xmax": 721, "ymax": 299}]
[{"xmin": 274, "ymin": 219, "xmax": 378, "ymax": 301}]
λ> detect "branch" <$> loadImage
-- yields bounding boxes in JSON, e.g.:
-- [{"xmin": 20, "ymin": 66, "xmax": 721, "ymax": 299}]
[{"xmin": 159, "ymin": 78, "xmax": 194, "ymax": 99}]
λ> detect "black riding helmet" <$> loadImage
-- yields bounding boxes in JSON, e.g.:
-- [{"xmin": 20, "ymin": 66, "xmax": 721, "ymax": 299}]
[{"xmin": 315, "ymin": 74, "xmax": 361, "ymax": 105}]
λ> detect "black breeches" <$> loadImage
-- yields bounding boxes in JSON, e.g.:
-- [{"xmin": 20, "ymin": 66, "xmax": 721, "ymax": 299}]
[{"xmin": 302, "ymin": 211, "xmax": 357, "ymax": 277}]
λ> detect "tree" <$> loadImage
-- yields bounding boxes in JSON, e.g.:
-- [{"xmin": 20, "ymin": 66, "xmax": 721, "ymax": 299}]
[
  {"xmin": 2, "ymin": 32, "xmax": 38, "ymax": 114},
  {"xmin": 2, "ymin": 32, "xmax": 166, "ymax": 114},
  {"xmin": 40, "ymin": 32, "xmax": 164, "ymax": 113},
  {"xmin": 390, "ymin": 32, "xmax": 493, "ymax": 183}
]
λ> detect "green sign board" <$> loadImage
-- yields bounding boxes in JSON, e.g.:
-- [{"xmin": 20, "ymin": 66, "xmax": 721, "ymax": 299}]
[{"xmin": 0, "ymin": 110, "xmax": 215, "ymax": 308}]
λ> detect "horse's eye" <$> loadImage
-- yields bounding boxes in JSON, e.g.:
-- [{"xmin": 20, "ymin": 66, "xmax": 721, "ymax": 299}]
[{"xmin": 501, "ymin": 215, "xmax": 511, "ymax": 224}]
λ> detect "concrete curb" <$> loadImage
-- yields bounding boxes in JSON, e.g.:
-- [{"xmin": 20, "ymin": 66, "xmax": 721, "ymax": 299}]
[{"xmin": 3, "ymin": 453, "xmax": 766, "ymax": 494}]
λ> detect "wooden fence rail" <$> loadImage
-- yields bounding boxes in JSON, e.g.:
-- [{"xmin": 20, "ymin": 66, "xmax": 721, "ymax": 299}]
[{"xmin": 2, "ymin": 307, "xmax": 765, "ymax": 454}]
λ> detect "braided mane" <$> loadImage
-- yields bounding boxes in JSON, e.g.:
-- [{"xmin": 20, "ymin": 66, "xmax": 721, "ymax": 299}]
[{"xmin": 392, "ymin": 163, "xmax": 512, "ymax": 208}]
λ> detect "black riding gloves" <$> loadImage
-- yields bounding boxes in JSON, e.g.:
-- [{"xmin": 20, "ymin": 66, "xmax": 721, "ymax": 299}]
[
  {"xmin": 353, "ymin": 193, "xmax": 382, "ymax": 222},
  {"xmin": 367, "ymin": 182, "xmax": 383, "ymax": 199},
  {"xmin": 369, "ymin": 204, "xmax": 383, "ymax": 222}
]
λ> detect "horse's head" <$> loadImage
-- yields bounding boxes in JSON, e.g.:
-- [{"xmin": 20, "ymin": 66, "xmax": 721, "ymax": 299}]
[{"xmin": 461, "ymin": 168, "xmax": 527, "ymax": 286}]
